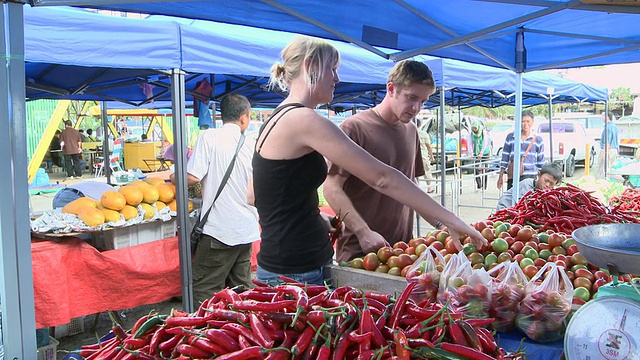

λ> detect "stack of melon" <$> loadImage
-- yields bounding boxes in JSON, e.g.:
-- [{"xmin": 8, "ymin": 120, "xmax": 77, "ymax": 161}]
[{"xmin": 61, "ymin": 178, "xmax": 191, "ymax": 228}]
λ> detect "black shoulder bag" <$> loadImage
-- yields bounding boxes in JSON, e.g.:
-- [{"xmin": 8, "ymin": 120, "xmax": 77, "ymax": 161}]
[{"xmin": 190, "ymin": 134, "xmax": 246, "ymax": 255}]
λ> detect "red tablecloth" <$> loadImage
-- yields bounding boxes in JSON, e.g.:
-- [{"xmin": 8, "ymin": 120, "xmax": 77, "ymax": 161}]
[{"xmin": 32, "ymin": 236, "xmax": 182, "ymax": 328}]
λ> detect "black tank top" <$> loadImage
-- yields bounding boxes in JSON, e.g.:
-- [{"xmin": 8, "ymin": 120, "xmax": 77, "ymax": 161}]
[{"xmin": 253, "ymin": 104, "xmax": 333, "ymax": 274}]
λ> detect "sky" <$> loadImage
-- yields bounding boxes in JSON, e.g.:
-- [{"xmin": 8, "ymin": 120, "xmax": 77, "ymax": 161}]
[{"xmin": 549, "ymin": 63, "xmax": 640, "ymax": 94}]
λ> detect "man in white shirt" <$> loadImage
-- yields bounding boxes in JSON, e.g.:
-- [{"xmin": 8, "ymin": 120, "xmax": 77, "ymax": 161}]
[{"xmin": 171, "ymin": 94, "xmax": 259, "ymax": 304}]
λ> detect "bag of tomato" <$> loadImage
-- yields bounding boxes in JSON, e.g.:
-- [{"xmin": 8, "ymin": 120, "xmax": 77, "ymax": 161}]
[
  {"xmin": 515, "ymin": 262, "xmax": 573, "ymax": 342},
  {"xmin": 488, "ymin": 261, "xmax": 527, "ymax": 332},
  {"xmin": 440, "ymin": 253, "xmax": 493, "ymax": 319},
  {"xmin": 405, "ymin": 244, "xmax": 447, "ymax": 303}
]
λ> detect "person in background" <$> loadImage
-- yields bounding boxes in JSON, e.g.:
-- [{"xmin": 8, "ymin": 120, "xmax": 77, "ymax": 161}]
[
  {"xmin": 52, "ymin": 181, "xmax": 116, "ymax": 209},
  {"xmin": 323, "ymin": 60, "xmax": 431, "ymax": 262},
  {"xmin": 596, "ymin": 112, "xmax": 619, "ymax": 179},
  {"xmin": 85, "ymin": 129, "xmax": 96, "ymax": 142},
  {"xmin": 417, "ymin": 118, "xmax": 436, "ymax": 193},
  {"xmin": 140, "ymin": 134, "xmax": 149, "ymax": 142},
  {"xmin": 471, "ymin": 118, "xmax": 491, "ymax": 191},
  {"xmin": 162, "ymin": 144, "xmax": 193, "ymax": 163},
  {"xmin": 496, "ymin": 162, "xmax": 562, "ymax": 210},
  {"xmin": 252, "ymin": 36, "xmax": 485, "ymax": 285},
  {"xmin": 170, "ymin": 94, "xmax": 259, "ymax": 305},
  {"xmin": 79, "ymin": 129, "xmax": 87, "ymax": 142},
  {"xmin": 49, "ymin": 130, "xmax": 63, "ymax": 168},
  {"xmin": 497, "ymin": 110, "xmax": 545, "ymax": 190},
  {"xmin": 59, "ymin": 120, "xmax": 84, "ymax": 180}
]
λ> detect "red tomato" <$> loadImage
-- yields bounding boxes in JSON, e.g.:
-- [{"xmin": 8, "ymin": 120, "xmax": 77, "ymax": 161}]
[
  {"xmin": 574, "ymin": 268, "xmax": 595, "ymax": 282},
  {"xmin": 538, "ymin": 243, "xmax": 551, "ymax": 251},
  {"xmin": 362, "ymin": 253, "xmax": 380, "ymax": 271},
  {"xmin": 393, "ymin": 241, "xmax": 409, "ymax": 251},
  {"xmin": 516, "ymin": 227, "xmax": 535, "ymax": 242},
  {"xmin": 525, "ymin": 241, "xmax": 539, "ymax": 252},
  {"xmin": 510, "ymin": 241, "xmax": 525, "ymax": 255},
  {"xmin": 594, "ymin": 270, "xmax": 609, "ymax": 280},
  {"xmin": 445, "ymin": 239, "xmax": 460, "ymax": 254},
  {"xmin": 509, "ymin": 224, "xmax": 522, "ymax": 238},
  {"xmin": 534, "ymin": 258, "xmax": 547, "ymax": 267},
  {"xmin": 566, "ymin": 244, "xmax": 580, "ymax": 256},
  {"xmin": 377, "ymin": 246, "xmax": 393, "ymax": 264},
  {"xmin": 548, "ymin": 233, "xmax": 565, "ymax": 248},
  {"xmin": 522, "ymin": 265, "xmax": 539, "ymax": 279},
  {"xmin": 574, "ymin": 277, "xmax": 592, "ymax": 292},
  {"xmin": 431, "ymin": 241, "xmax": 444, "ymax": 251},
  {"xmin": 397, "ymin": 254, "xmax": 414, "ymax": 269}
]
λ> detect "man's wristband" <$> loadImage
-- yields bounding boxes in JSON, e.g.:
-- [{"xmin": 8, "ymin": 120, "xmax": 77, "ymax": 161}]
[{"xmin": 435, "ymin": 220, "xmax": 444, "ymax": 230}]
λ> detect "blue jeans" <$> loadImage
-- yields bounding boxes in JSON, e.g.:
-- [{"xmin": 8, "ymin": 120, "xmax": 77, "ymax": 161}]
[
  {"xmin": 256, "ymin": 260, "xmax": 333, "ymax": 286},
  {"xmin": 52, "ymin": 188, "xmax": 83, "ymax": 209}
]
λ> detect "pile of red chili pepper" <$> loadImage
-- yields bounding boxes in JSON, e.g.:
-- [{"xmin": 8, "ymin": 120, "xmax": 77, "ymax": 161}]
[
  {"xmin": 78, "ymin": 279, "xmax": 523, "ymax": 359},
  {"xmin": 609, "ymin": 188, "xmax": 640, "ymax": 215},
  {"xmin": 490, "ymin": 184, "xmax": 640, "ymax": 233}
]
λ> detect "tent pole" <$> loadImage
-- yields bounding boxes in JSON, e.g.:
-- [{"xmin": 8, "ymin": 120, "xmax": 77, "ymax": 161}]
[
  {"xmin": 171, "ymin": 68, "xmax": 195, "ymax": 313},
  {"xmin": 1, "ymin": 3, "xmax": 37, "ymax": 358},
  {"xmin": 101, "ymin": 101, "xmax": 111, "ymax": 183},
  {"xmin": 439, "ymin": 86, "xmax": 446, "ymax": 206},
  {"xmin": 604, "ymin": 99, "xmax": 609, "ymax": 178},
  {"xmin": 548, "ymin": 93, "xmax": 553, "ymax": 162},
  {"xmin": 511, "ymin": 73, "xmax": 524, "ymax": 206}
]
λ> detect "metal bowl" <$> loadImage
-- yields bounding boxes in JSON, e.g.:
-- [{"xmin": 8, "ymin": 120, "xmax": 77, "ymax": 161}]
[{"xmin": 572, "ymin": 224, "xmax": 640, "ymax": 275}]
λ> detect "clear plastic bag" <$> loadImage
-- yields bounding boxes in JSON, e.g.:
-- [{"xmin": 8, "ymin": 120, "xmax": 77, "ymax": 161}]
[
  {"xmin": 405, "ymin": 245, "xmax": 447, "ymax": 304},
  {"xmin": 439, "ymin": 252, "xmax": 493, "ymax": 318},
  {"xmin": 488, "ymin": 261, "xmax": 527, "ymax": 332},
  {"xmin": 437, "ymin": 251, "xmax": 467, "ymax": 305},
  {"xmin": 515, "ymin": 262, "xmax": 573, "ymax": 342}
]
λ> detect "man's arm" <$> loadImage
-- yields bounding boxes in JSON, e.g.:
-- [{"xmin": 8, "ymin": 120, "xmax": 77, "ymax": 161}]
[
  {"xmin": 169, "ymin": 172, "xmax": 201, "ymax": 187},
  {"xmin": 246, "ymin": 178, "xmax": 255, "ymax": 206},
  {"xmin": 322, "ymin": 173, "xmax": 389, "ymax": 253}
]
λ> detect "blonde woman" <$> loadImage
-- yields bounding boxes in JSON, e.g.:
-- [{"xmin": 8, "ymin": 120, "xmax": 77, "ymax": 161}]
[{"xmin": 251, "ymin": 36, "xmax": 486, "ymax": 285}]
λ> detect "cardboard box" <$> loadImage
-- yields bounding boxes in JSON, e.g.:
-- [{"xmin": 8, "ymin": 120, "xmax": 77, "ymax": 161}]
[
  {"xmin": 90, "ymin": 217, "xmax": 177, "ymax": 250},
  {"xmin": 325, "ymin": 264, "xmax": 408, "ymax": 297}
]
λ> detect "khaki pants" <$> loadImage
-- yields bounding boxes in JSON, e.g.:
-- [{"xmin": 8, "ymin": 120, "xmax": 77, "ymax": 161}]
[
  {"xmin": 192, "ymin": 234, "xmax": 253, "ymax": 306},
  {"xmin": 595, "ymin": 149, "xmax": 618, "ymax": 179}
]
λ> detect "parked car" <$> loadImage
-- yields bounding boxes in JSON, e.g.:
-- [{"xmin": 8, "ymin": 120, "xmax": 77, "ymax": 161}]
[
  {"xmin": 488, "ymin": 122, "xmax": 514, "ymax": 156},
  {"xmin": 533, "ymin": 120, "xmax": 596, "ymax": 177},
  {"xmin": 552, "ymin": 113, "xmax": 603, "ymax": 144}
]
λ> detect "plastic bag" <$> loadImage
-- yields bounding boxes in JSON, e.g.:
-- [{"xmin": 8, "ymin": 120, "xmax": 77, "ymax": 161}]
[
  {"xmin": 515, "ymin": 262, "xmax": 573, "ymax": 342},
  {"xmin": 440, "ymin": 252, "xmax": 493, "ymax": 318},
  {"xmin": 437, "ymin": 251, "xmax": 467, "ymax": 305},
  {"xmin": 487, "ymin": 261, "xmax": 527, "ymax": 332},
  {"xmin": 405, "ymin": 245, "xmax": 446, "ymax": 303}
]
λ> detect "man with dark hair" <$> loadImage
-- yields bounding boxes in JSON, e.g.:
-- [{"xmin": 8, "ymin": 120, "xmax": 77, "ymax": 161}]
[
  {"xmin": 324, "ymin": 60, "xmax": 434, "ymax": 262},
  {"xmin": 59, "ymin": 120, "xmax": 84, "ymax": 180},
  {"xmin": 496, "ymin": 162, "xmax": 563, "ymax": 210},
  {"xmin": 497, "ymin": 110, "xmax": 545, "ymax": 190},
  {"xmin": 170, "ymin": 94, "xmax": 259, "ymax": 304},
  {"xmin": 595, "ymin": 112, "xmax": 619, "ymax": 178}
]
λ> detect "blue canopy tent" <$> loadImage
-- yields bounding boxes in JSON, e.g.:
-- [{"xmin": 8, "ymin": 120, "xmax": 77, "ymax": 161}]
[{"xmin": 0, "ymin": 4, "xmax": 619, "ymax": 356}]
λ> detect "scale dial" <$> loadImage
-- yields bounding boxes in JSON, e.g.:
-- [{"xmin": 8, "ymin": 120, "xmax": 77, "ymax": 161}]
[{"xmin": 565, "ymin": 296, "xmax": 640, "ymax": 360}]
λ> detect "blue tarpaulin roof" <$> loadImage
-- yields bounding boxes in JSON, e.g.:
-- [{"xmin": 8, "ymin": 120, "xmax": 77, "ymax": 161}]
[
  {"xmin": 40, "ymin": 0, "xmax": 639, "ymax": 72},
  {"xmin": 23, "ymin": 6, "xmax": 607, "ymax": 109}
]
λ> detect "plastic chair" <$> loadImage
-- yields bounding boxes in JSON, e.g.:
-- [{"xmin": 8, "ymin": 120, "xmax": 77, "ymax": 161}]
[{"xmin": 94, "ymin": 155, "xmax": 123, "ymax": 177}]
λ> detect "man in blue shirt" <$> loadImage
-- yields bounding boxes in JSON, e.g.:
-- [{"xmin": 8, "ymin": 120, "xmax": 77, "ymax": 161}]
[
  {"xmin": 596, "ymin": 112, "xmax": 619, "ymax": 178},
  {"xmin": 497, "ymin": 111, "xmax": 545, "ymax": 190}
]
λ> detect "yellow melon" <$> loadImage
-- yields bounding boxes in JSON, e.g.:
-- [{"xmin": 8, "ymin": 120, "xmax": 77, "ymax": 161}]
[
  {"xmin": 167, "ymin": 199, "xmax": 177, "ymax": 212},
  {"xmin": 140, "ymin": 203, "xmax": 155, "ymax": 220},
  {"xmin": 156, "ymin": 183, "xmax": 175, "ymax": 203},
  {"xmin": 61, "ymin": 197, "xmax": 97, "ymax": 215},
  {"xmin": 118, "ymin": 186, "xmax": 144, "ymax": 206},
  {"xmin": 130, "ymin": 180, "xmax": 150, "ymax": 189},
  {"xmin": 101, "ymin": 190, "xmax": 126, "ymax": 211},
  {"xmin": 155, "ymin": 201, "xmax": 168, "ymax": 212},
  {"xmin": 96, "ymin": 203, "xmax": 106, "ymax": 210},
  {"xmin": 119, "ymin": 205, "xmax": 139, "ymax": 221},
  {"xmin": 188, "ymin": 199, "xmax": 194, "ymax": 213},
  {"xmin": 78, "ymin": 207, "xmax": 105, "ymax": 227},
  {"xmin": 101, "ymin": 208, "xmax": 121, "ymax": 223},
  {"xmin": 144, "ymin": 177, "xmax": 166, "ymax": 187},
  {"xmin": 141, "ymin": 185, "xmax": 160, "ymax": 204}
]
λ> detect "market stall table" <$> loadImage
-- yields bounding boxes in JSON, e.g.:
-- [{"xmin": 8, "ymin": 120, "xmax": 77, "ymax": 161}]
[{"xmin": 31, "ymin": 236, "xmax": 182, "ymax": 328}]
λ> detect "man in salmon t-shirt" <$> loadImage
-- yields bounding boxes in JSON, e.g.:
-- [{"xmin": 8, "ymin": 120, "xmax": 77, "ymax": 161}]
[{"xmin": 59, "ymin": 120, "xmax": 84, "ymax": 180}]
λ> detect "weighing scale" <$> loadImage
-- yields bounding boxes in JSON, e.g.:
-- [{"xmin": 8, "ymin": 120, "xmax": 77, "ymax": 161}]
[{"xmin": 565, "ymin": 224, "xmax": 640, "ymax": 360}]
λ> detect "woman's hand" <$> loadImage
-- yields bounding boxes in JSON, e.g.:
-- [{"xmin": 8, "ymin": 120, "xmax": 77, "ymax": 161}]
[
  {"xmin": 445, "ymin": 220, "xmax": 487, "ymax": 252},
  {"xmin": 320, "ymin": 212, "xmax": 345, "ymax": 242}
]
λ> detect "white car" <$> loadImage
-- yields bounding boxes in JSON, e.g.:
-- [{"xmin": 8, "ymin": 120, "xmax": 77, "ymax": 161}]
[{"xmin": 488, "ymin": 122, "xmax": 514, "ymax": 156}]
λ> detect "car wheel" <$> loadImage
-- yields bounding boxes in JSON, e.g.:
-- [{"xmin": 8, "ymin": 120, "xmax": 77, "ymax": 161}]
[
  {"xmin": 565, "ymin": 154, "xmax": 576, "ymax": 178},
  {"xmin": 589, "ymin": 148, "xmax": 596, "ymax": 168}
]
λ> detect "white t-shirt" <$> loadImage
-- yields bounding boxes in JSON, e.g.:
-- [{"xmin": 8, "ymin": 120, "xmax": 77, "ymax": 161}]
[{"xmin": 187, "ymin": 123, "xmax": 259, "ymax": 246}]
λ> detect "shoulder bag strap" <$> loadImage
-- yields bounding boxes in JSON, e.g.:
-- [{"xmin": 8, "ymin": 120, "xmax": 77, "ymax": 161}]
[
  {"xmin": 521, "ymin": 135, "xmax": 536, "ymax": 160},
  {"xmin": 196, "ymin": 133, "xmax": 246, "ymax": 227}
]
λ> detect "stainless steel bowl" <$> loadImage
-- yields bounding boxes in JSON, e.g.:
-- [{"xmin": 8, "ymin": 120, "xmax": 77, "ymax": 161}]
[{"xmin": 572, "ymin": 224, "xmax": 640, "ymax": 275}]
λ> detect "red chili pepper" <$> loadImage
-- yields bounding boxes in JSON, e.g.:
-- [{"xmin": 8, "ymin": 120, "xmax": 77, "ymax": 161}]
[
  {"xmin": 206, "ymin": 308, "xmax": 249, "ymax": 323},
  {"xmin": 447, "ymin": 322, "xmax": 470, "ymax": 347},
  {"xmin": 291, "ymin": 325, "xmax": 316, "ymax": 356},
  {"xmin": 439, "ymin": 342, "xmax": 496, "ymax": 360},
  {"xmin": 232, "ymin": 299, "xmax": 297, "ymax": 312},
  {"xmin": 476, "ymin": 327, "xmax": 498, "ymax": 355},
  {"xmin": 123, "ymin": 337, "xmax": 150, "ymax": 349},
  {"xmin": 177, "ymin": 343, "xmax": 212, "ymax": 358},
  {"xmin": 431, "ymin": 326, "xmax": 445, "ymax": 344},
  {"xmin": 158, "ymin": 334, "xmax": 185, "ymax": 352},
  {"xmin": 316, "ymin": 334, "xmax": 332, "ymax": 360},
  {"xmin": 148, "ymin": 327, "xmax": 166, "ymax": 356},
  {"xmin": 394, "ymin": 330, "xmax": 410, "ymax": 360},
  {"xmin": 187, "ymin": 335, "xmax": 227, "ymax": 356},
  {"xmin": 130, "ymin": 315, "xmax": 149, "ymax": 335},
  {"xmin": 222, "ymin": 323, "xmax": 262, "ymax": 347},
  {"xmin": 408, "ymin": 337, "xmax": 435, "ymax": 348},
  {"xmin": 387, "ymin": 281, "xmax": 418, "ymax": 329},
  {"xmin": 249, "ymin": 313, "xmax": 275, "ymax": 348},
  {"xmin": 165, "ymin": 315, "xmax": 211, "ymax": 327}
]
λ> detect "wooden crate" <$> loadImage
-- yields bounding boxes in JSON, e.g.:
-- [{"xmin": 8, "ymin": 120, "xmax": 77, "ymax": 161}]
[{"xmin": 325, "ymin": 264, "xmax": 408, "ymax": 297}]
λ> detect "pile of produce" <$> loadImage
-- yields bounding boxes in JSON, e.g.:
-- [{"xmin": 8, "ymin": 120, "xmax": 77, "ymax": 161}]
[
  {"xmin": 59, "ymin": 178, "xmax": 192, "ymax": 228},
  {"xmin": 78, "ymin": 279, "xmax": 523, "ymax": 359},
  {"xmin": 489, "ymin": 184, "xmax": 640, "ymax": 233},
  {"xmin": 609, "ymin": 188, "xmax": 640, "ymax": 214},
  {"xmin": 570, "ymin": 175, "xmax": 625, "ymax": 204}
]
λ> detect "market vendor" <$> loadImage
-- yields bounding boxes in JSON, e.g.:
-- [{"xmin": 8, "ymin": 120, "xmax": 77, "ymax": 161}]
[
  {"xmin": 52, "ymin": 181, "xmax": 116, "ymax": 209},
  {"xmin": 496, "ymin": 162, "xmax": 563, "ymax": 210}
]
